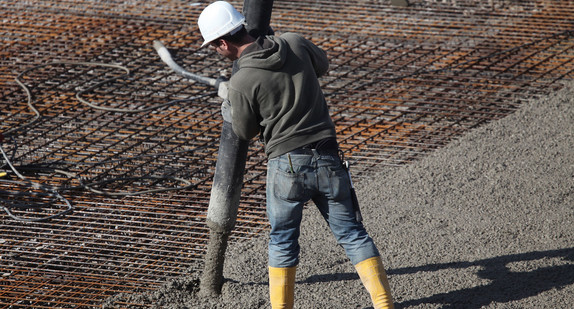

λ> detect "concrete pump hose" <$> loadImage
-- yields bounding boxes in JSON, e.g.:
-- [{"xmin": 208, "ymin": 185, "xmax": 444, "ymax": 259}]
[{"xmin": 153, "ymin": 40, "xmax": 218, "ymax": 87}]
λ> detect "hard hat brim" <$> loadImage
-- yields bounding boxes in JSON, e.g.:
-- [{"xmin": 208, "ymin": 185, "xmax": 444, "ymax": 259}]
[{"xmin": 199, "ymin": 23, "xmax": 244, "ymax": 48}]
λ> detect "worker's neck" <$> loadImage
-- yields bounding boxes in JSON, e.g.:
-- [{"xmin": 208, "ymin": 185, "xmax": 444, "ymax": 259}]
[{"xmin": 236, "ymin": 35, "xmax": 257, "ymax": 58}]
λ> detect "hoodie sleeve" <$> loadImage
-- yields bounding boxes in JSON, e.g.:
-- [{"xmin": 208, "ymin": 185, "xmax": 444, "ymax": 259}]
[
  {"xmin": 229, "ymin": 86, "xmax": 261, "ymax": 141},
  {"xmin": 282, "ymin": 33, "xmax": 329, "ymax": 78},
  {"xmin": 303, "ymin": 36, "xmax": 329, "ymax": 78}
]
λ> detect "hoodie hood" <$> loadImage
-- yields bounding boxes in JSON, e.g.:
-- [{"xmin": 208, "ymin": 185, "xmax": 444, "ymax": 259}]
[{"xmin": 237, "ymin": 35, "xmax": 287, "ymax": 71}]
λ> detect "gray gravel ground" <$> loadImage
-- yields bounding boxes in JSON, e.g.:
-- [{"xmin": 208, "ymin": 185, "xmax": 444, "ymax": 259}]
[{"xmin": 104, "ymin": 82, "xmax": 574, "ymax": 308}]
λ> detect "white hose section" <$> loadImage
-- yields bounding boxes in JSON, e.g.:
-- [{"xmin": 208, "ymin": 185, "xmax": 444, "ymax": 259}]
[{"xmin": 153, "ymin": 40, "xmax": 218, "ymax": 87}]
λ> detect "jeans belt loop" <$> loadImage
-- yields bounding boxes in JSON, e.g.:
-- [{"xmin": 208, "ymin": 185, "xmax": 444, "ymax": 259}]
[{"xmin": 288, "ymin": 148, "xmax": 337, "ymax": 156}]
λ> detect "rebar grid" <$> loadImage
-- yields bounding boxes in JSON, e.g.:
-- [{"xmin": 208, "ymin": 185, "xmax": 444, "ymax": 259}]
[{"xmin": 1, "ymin": 0, "xmax": 573, "ymax": 307}]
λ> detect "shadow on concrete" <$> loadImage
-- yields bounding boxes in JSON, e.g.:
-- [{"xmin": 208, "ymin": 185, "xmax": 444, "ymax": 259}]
[
  {"xmin": 303, "ymin": 247, "xmax": 574, "ymax": 308},
  {"xmin": 394, "ymin": 247, "xmax": 574, "ymax": 308}
]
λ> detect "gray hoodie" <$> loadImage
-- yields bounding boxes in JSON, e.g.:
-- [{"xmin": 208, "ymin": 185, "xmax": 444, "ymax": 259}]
[{"xmin": 229, "ymin": 32, "xmax": 337, "ymax": 158}]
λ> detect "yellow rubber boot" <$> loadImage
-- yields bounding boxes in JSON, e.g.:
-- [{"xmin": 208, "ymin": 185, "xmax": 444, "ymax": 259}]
[
  {"xmin": 354, "ymin": 256, "xmax": 394, "ymax": 309},
  {"xmin": 269, "ymin": 266, "xmax": 296, "ymax": 309}
]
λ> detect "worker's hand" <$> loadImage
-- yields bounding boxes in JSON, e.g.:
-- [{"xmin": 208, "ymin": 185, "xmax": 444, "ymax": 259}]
[
  {"xmin": 217, "ymin": 81, "xmax": 229, "ymax": 100},
  {"xmin": 221, "ymin": 99, "xmax": 232, "ymax": 123}
]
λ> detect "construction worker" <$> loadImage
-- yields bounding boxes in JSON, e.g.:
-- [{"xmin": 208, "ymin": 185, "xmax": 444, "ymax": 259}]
[{"xmin": 198, "ymin": 1, "xmax": 394, "ymax": 308}]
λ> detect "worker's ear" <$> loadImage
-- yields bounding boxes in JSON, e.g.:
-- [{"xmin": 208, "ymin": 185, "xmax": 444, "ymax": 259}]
[{"xmin": 217, "ymin": 39, "xmax": 228, "ymax": 50}]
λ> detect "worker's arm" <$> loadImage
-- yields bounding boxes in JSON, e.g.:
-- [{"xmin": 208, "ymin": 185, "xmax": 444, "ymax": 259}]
[
  {"xmin": 228, "ymin": 87, "xmax": 261, "ymax": 141},
  {"xmin": 284, "ymin": 33, "xmax": 329, "ymax": 78},
  {"xmin": 307, "ymin": 40, "xmax": 329, "ymax": 78}
]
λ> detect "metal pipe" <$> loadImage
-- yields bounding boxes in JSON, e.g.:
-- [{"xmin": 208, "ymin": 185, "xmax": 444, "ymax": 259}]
[
  {"xmin": 199, "ymin": 0, "xmax": 274, "ymax": 297},
  {"xmin": 243, "ymin": 0, "xmax": 275, "ymax": 37},
  {"xmin": 199, "ymin": 121, "xmax": 249, "ymax": 297},
  {"xmin": 205, "ymin": 120, "xmax": 249, "ymax": 233}
]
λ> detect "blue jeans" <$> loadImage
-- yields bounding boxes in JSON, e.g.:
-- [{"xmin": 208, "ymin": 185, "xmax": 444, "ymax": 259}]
[{"xmin": 266, "ymin": 149, "xmax": 380, "ymax": 268}]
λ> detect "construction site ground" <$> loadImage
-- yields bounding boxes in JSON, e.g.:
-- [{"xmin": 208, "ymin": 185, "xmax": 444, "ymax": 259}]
[
  {"xmin": 1, "ymin": 0, "xmax": 573, "ymax": 308},
  {"xmin": 107, "ymin": 79, "xmax": 574, "ymax": 309}
]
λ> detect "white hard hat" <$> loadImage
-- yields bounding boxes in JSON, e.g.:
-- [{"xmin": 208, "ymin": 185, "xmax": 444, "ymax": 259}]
[{"xmin": 198, "ymin": 1, "xmax": 246, "ymax": 47}]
